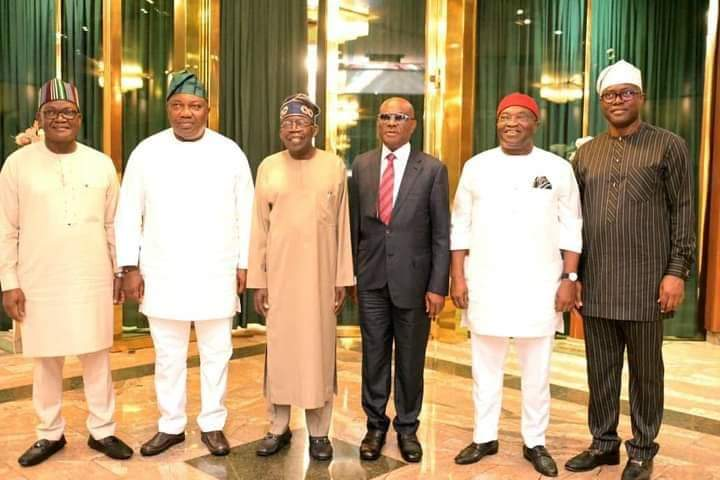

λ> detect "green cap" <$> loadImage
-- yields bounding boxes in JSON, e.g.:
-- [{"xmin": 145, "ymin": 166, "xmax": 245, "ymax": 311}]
[{"xmin": 166, "ymin": 69, "xmax": 207, "ymax": 101}]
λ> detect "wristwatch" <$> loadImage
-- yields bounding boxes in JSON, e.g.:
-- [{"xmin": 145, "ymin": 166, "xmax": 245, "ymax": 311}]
[{"xmin": 560, "ymin": 272, "xmax": 578, "ymax": 282}]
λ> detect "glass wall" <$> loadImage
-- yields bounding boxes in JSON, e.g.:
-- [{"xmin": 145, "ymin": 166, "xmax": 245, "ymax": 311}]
[
  {"xmin": 120, "ymin": 0, "xmax": 174, "ymax": 335},
  {"xmin": 329, "ymin": 0, "xmax": 426, "ymax": 167}
]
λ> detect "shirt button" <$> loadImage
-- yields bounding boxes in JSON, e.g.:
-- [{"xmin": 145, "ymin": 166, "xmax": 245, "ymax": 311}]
[
  {"xmin": 615, "ymin": 159, "xmax": 620, "ymax": 163},
  {"xmin": 385, "ymin": 229, "xmax": 390, "ymax": 235},
  {"xmin": 612, "ymin": 182, "xmax": 616, "ymax": 187}
]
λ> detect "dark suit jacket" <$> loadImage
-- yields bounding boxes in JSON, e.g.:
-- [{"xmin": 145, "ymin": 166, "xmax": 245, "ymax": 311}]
[{"xmin": 349, "ymin": 147, "xmax": 450, "ymax": 309}]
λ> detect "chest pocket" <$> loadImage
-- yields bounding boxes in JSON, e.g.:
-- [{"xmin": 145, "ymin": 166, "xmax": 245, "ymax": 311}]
[
  {"xmin": 316, "ymin": 189, "xmax": 337, "ymax": 226},
  {"xmin": 625, "ymin": 166, "xmax": 659, "ymax": 204}
]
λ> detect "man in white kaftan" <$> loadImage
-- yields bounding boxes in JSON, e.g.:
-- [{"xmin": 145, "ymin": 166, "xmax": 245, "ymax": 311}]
[
  {"xmin": 114, "ymin": 70, "xmax": 254, "ymax": 457},
  {"xmin": 450, "ymin": 93, "xmax": 582, "ymax": 477}
]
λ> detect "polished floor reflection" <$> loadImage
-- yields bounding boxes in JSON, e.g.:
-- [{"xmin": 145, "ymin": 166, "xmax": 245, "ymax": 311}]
[
  {"xmin": 187, "ymin": 431, "xmax": 405, "ymax": 480},
  {"xmin": 0, "ymin": 336, "xmax": 719, "ymax": 479}
]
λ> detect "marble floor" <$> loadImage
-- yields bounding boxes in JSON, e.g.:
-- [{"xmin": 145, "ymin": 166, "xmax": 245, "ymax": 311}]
[{"xmin": 0, "ymin": 335, "xmax": 718, "ymax": 479}]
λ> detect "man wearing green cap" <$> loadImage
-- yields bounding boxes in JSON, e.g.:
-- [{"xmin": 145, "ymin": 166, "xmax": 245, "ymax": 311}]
[
  {"xmin": 0, "ymin": 78, "xmax": 133, "ymax": 466},
  {"xmin": 114, "ymin": 70, "xmax": 254, "ymax": 457}
]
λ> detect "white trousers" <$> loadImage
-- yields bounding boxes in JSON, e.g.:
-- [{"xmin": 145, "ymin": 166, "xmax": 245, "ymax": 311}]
[
  {"xmin": 470, "ymin": 334, "xmax": 554, "ymax": 447},
  {"xmin": 148, "ymin": 317, "xmax": 233, "ymax": 434},
  {"xmin": 33, "ymin": 349, "xmax": 116, "ymax": 441}
]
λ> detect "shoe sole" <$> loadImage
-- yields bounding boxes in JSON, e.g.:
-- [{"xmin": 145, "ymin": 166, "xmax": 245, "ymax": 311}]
[
  {"xmin": 140, "ymin": 437, "xmax": 185, "ymax": 457},
  {"xmin": 454, "ymin": 445, "xmax": 498, "ymax": 465},
  {"xmin": 564, "ymin": 455, "xmax": 620, "ymax": 472}
]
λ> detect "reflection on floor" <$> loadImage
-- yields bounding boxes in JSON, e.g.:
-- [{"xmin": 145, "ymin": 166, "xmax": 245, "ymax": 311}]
[
  {"xmin": 0, "ymin": 337, "xmax": 718, "ymax": 479},
  {"xmin": 187, "ymin": 431, "xmax": 406, "ymax": 480}
]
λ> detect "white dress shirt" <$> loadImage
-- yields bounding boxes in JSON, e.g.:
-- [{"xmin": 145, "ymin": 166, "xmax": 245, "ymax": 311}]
[{"xmin": 380, "ymin": 142, "xmax": 411, "ymax": 204}]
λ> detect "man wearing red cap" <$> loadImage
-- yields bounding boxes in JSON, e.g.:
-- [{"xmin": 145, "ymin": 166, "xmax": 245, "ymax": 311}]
[{"xmin": 450, "ymin": 93, "xmax": 582, "ymax": 477}]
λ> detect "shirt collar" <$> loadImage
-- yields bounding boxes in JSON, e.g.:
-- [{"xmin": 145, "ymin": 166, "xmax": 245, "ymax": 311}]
[{"xmin": 381, "ymin": 142, "xmax": 411, "ymax": 163}]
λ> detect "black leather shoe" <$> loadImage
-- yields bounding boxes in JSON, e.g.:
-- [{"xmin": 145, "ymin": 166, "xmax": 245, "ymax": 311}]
[
  {"xmin": 454, "ymin": 440, "xmax": 499, "ymax": 465},
  {"xmin": 309, "ymin": 436, "xmax": 333, "ymax": 461},
  {"xmin": 397, "ymin": 433, "xmax": 422, "ymax": 463},
  {"xmin": 565, "ymin": 448, "xmax": 620, "ymax": 472},
  {"xmin": 140, "ymin": 432, "xmax": 185, "ymax": 456},
  {"xmin": 256, "ymin": 429, "xmax": 292, "ymax": 456},
  {"xmin": 359, "ymin": 429, "xmax": 386, "ymax": 461},
  {"xmin": 201, "ymin": 431, "xmax": 230, "ymax": 456},
  {"xmin": 621, "ymin": 458, "xmax": 653, "ymax": 480},
  {"xmin": 523, "ymin": 445, "xmax": 558, "ymax": 477},
  {"xmin": 18, "ymin": 436, "xmax": 67, "ymax": 467},
  {"xmin": 88, "ymin": 435, "xmax": 133, "ymax": 460}
]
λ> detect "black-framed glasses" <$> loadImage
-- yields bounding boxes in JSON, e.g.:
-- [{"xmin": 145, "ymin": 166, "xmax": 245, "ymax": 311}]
[
  {"xmin": 280, "ymin": 118, "xmax": 314, "ymax": 129},
  {"xmin": 41, "ymin": 108, "xmax": 80, "ymax": 120},
  {"xmin": 600, "ymin": 89, "xmax": 642, "ymax": 104},
  {"xmin": 377, "ymin": 112, "xmax": 414, "ymax": 123}
]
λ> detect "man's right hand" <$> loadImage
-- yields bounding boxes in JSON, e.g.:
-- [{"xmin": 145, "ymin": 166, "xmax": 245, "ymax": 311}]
[
  {"xmin": 2, "ymin": 288, "xmax": 26, "ymax": 322},
  {"xmin": 254, "ymin": 289, "xmax": 270, "ymax": 317},
  {"xmin": 450, "ymin": 276, "xmax": 469, "ymax": 309},
  {"xmin": 122, "ymin": 270, "xmax": 145, "ymax": 302}
]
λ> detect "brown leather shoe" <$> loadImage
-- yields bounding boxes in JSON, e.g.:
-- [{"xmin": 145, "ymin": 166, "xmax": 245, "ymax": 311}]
[
  {"xmin": 256, "ymin": 429, "xmax": 292, "ymax": 456},
  {"xmin": 201, "ymin": 431, "xmax": 230, "ymax": 456},
  {"xmin": 140, "ymin": 432, "xmax": 185, "ymax": 457}
]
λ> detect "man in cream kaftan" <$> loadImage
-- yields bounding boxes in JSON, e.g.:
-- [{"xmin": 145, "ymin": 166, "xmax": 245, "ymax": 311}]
[
  {"xmin": 450, "ymin": 93, "xmax": 582, "ymax": 477},
  {"xmin": 114, "ymin": 70, "xmax": 254, "ymax": 457},
  {"xmin": 248, "ymin": 94, "xmax": 354, "ymax": 461},
  {"xmin": 0, "ymin": 79, "xmax": 133, "ymax": 466}
]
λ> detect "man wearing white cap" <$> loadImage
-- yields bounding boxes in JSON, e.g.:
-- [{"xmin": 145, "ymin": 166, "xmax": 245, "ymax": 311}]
[{"xmin": 565, "ymin": 60, "xmax": 695, "ymax": 480}]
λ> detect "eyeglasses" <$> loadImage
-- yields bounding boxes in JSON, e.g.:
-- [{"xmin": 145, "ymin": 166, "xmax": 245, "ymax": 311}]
[
  {"xmin": 41, "ymin": 108, "xmax": 80, "ymax": 120},
  {"xmin": 497, "ymin": 112, "xmax": 535, "ymax": 124},
  {"xmin": 600, "ymin": 89, "xmax": 642, "ymax": 104},
  {"xmin": 377, "ymin": 113, "xmax": 414, "ymax": 123},
  {"xmin": 280, "ymin": 118, "xmax": 314, "ymax": 129}
]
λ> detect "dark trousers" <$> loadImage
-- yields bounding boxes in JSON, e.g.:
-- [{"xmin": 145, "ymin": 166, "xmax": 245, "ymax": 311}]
[
  {"xmin": 583, "ymin": 316, "xmax": 664, "ymax": 460},
  {"xmin": 358, "ymin": 286, "xmax": 431, "ymax": 435}
]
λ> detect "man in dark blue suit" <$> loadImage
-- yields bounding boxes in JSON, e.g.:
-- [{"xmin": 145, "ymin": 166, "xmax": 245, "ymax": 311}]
[{"xmin": 349, "ymin": 97, "xmax": 450, "ymax": 463}]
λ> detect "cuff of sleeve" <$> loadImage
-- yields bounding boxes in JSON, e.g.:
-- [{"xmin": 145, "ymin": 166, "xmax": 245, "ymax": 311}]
[
  {"xmin": 665, "ymin": 261, "xmax": 691, "ymax": 280},
  {"xmin": 559, "ymin": 240, "xmax": 582, "ymax": 254},
  {"xmin": 0, "ymin": 272, "xmax": 19, "ymax": 291},
  {"xmin": 450, "ymin": 233, "xmax": 471, "ymax": 251},
  {"xmin": 246, "ymin": 272, "xmax": 267, "ymax": 289}
]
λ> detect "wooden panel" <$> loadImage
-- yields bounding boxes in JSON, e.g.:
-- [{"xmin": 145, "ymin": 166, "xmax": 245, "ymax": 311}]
[{"xmin": 704, "ymin": 4, "xmax": 720, "ymax": 334}]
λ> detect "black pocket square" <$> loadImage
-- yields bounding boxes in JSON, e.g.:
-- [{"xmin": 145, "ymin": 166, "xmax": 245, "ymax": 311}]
[{"xmin": 532, "ymin": 176, "xmax": 552, "ymax": 190}]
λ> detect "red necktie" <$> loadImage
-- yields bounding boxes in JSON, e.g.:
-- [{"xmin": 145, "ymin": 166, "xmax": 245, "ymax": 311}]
[{"xmin": 378, "ymin": 153, "xmax": 395, "ymax": 224}]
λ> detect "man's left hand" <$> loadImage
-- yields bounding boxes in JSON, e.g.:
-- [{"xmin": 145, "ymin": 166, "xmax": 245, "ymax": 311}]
[
  {"xmin": 334, "ymin": 287, "xmax": 346, "ymax": 314},
  {"xmin": 113, "ymin": 277, "xmax": 125, "ymax": 304},
  {"xmin": 425, "ymin": 292, "xmax": 445, "ymax": 318},
  {"xmin": 658, "ymin": 275, "xmax": 685, "ymax": 313},
  {"xmin": 555, "ymin": 280, "xmax": 576, "ymax": 312},
  {"xmin": 236, "ymin": 269, "xmax": 247, "ymax": 295}
]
